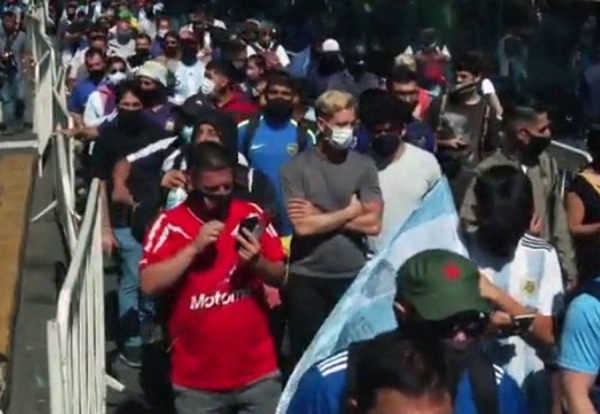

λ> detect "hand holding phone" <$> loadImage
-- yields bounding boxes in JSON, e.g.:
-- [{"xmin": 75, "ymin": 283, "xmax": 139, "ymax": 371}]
[{"xmin": 512, "ymin": 314, "xmax": 536, "ymax": 334}]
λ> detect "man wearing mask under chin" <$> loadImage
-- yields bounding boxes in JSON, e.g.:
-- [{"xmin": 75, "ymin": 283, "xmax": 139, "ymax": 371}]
[
  {"xmin": 171, "ymin": 30, "xmax": 206, "ymax": 105},
  {"xmin": 108, "ymin": 18, "xmax": 136, "ymax": 60},
  {"xmin": 460, "ymin": 105, "xmax": 577, "ymax": 289},
  {"xmin": 367, "ymin": 94, "xmax": 442, "ymax": 252},
  {"xmin": 326, "ymin": 41, "xmax": 380, "ymax": 100},
  {"xmin": 281, "ymin": 90, "xmax": 383, "ymax": 363}
]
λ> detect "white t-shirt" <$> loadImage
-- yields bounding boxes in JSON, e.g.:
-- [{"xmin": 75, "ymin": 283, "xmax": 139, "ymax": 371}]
[
  {"xmin": 246, "ymin": 43, "xmax": 290, "ymax": 68},
  {"xmin": 369, "ymin": 143, "xmax": 442, "ymax": 252},
  {"xmin": 467, "ymin": 232, "xmax": 564, "ymax": 413},
  {"xmin": 481, "ymin": 78, "xmax": 496, "ymax": 95}
]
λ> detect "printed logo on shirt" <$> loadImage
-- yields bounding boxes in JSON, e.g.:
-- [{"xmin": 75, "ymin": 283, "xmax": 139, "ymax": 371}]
[
  {"xmin": 522, "ymin": 280, "xmax": 536, "ymax": 297},
  {"xmin": 189, "ymin": 288, "xmax": 252, "ymax": 310},
  {"xmin": 250, "ymin": 143, "xmax": 266, "ymax": 151},
  {"xmin": 287, "ymin": 143, "xmax": 299, "ymax": 156}
]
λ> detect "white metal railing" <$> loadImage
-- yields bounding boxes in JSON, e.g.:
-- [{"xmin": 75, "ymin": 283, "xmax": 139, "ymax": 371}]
[
  {"xmin": 25, "ymin": 0, "xmax": 125, "ymax": 412},
  {"xmin": 47, "ymin": 179, "xmax": 107, "ymax": 414}
]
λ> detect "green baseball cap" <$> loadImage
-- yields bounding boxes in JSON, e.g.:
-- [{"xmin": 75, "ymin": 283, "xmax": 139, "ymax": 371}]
[{"xmin": 395, "ymin": 249, "xmax": 491, "ymax": 321}]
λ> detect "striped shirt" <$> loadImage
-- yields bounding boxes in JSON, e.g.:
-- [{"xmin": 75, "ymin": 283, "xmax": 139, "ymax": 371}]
[{"xmin": 468, "ymin": 233, "xmax": 564, "ymax": 413}]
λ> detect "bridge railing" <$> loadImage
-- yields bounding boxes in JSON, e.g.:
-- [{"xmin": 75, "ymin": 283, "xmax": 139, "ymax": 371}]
[{"xmin": 26, "ymin": 2, "xmax": 124, "ymax": 413}]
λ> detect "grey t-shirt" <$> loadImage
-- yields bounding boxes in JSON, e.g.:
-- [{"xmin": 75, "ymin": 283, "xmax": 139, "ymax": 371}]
[{"xmin": 281, "ymin": 148, "xmax": 382, "ymax": 279}]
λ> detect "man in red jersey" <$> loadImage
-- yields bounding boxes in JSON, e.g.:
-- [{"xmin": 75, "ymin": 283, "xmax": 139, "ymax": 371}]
[{"xmin": 140, "ymin": 142, "xmax": 285, "ymax": 413}]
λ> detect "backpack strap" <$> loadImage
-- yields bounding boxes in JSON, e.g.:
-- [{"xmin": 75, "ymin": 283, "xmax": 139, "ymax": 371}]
[
  {"xmin": 296, "ymin": 124, "xmax": 309, "ymax": 152},
  {"xmin": 241, "ymin": 116, "xmax": 262, "ymax": 160},
  {"xmin": 467, "ymin": 353, "xmax": 500, "ymax": 414}
]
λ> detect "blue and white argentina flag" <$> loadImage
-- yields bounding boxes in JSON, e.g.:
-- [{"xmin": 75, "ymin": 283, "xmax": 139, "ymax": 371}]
[{"xmin": 276, "ymin": 178, "xmax": 467, "ymax": 413}]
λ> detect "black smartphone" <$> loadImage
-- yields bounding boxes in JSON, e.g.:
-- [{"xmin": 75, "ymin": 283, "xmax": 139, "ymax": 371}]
[
  {"xmin": 513, "ymin": 314, "xmax": 536, "ymax": 334},
  {"xmin": 236, "ymin": 216, "xmax": 260, "ymax": 249}
]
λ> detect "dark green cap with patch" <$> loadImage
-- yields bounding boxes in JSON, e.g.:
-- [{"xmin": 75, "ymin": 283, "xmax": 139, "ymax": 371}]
[{"xmin": 395, "ymin": 249, "xmax": 490, "ymax": 321}]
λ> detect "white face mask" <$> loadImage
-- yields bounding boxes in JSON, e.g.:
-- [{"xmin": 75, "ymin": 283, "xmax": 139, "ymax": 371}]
[
  {"xmin": 201, "ymin": 77, "xmax": 215, "ymax": 96},
  {"xmin": 328, "ymin": 126, "xmax": 354, "ymax": 150},
  {"xmin": 107, "ymin": 71, "xmax": 126, "ymax": 85},
  {"xmin": 158, "ymin": 29, "xmax": 168, "ymax": 38}
]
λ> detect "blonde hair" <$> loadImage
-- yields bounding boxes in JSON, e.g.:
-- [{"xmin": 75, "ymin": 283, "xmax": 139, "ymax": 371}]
[
  {"xmin": 394, "ymin": 54, "xmax": 417, "ymax": 73},
  {"xmin": 315, "ymin": 90, "xmax": 356, "ymax": 120}
]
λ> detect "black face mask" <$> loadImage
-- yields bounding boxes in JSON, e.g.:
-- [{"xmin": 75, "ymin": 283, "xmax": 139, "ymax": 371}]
[
  {"xmin": 522, "ymin": 134, "xmax": 551, "ymax": 163},
  {"xmin": 189, "ymin": 190, "xmax": 232, "ymax": 220},
  {"xmin": 136, "ymin": 49, "xmax": 150, "ymax": 59},
  {"xmin": 449, "ymin": 82, "xmax": 478, "ymax": 103},
  {"xmin": 371, "ymin": 133, "xmax": 401, "ymax": 157},
  {"xmin": 118, "ymin": 109, "xmax": 143, "ymax": 131},
  {"xmin": 264, "ymin": 98, "xmax": 293, "ymax": 124},
  {"xmin": 139, "ymin": 88, "xmax": 164, "ymax": 107},
  {"xmin": 88, "ymin": 69, "xmax": 105, "ymax": 84},
  {"xmin": 181, "ymin": 46, "xmax": 198, "ymax": 65},
  {"xmin": 347, "ymin": 62, "xmax": 366, "ymax": 78}
]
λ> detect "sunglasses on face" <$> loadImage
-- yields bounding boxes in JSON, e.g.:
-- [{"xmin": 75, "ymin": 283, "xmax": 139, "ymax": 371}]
[{"xmin": 428, "ymin": 312, "xmax": 489, "ymax": 339}]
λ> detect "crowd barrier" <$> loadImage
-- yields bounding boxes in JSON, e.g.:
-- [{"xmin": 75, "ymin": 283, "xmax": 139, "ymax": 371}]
[
  {"xmin": 24, "ymin": 2, "xmax": 124, "ymax": 413},
  {"xmin": 22, "ymin": 1, "xmax": 591, "ymax": 412}
]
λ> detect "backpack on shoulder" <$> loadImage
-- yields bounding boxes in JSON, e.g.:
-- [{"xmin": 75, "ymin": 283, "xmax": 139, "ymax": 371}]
[{"xmin": 241, "ymin": 116, "xmax": 310, "ymax": 160}]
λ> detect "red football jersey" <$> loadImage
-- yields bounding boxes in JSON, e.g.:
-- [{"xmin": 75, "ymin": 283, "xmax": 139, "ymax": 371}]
[{"xmin": 140, "ymin": 199, "xmax": 285, "ymax": 391}]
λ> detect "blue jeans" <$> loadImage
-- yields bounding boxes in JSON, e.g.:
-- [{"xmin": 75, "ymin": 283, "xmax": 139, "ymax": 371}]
[
  {"xmin": 114, "ymin": 227, "xmax": 155, "ymax": 348},
  {"xmin": 1, "ymin": 73, "xmax": 24, "ymax": 126}
]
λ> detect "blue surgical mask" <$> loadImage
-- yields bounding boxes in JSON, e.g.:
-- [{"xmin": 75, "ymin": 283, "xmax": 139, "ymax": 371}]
[{"xmin": 180, "ymin": 125, "xmax": 193, "ymax": 143}]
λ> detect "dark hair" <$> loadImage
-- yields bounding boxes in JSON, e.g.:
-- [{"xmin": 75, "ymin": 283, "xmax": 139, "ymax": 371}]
[
  {"xmin": 89, "ymin": 23, "xmax": 108, "ymax": 36},
  {"xmin": 387, "ymin": 65, "xmax": 418, "ymax": 90},
  {"xmin": 84, "ymin": 47, "xmax": 106, "ymax": 62},
  {"xmin": 185, "ymin": 142, "xmax": 235, "ymax": 173},
  {"xmin": 107, "ymin": 55, "xmax": 126, "ymax": 68},
  {"xmin": 455, "ymin": 52, "xmax": 484, "ymax": 77},
  {"xmin": 2, "ymin": 11, "xmax": 16, "ymax": 20},
  {"xmin": 474, "ymin": 165, "xmax": 534, "ymax": 257},
  {"xmin": 164, "ymin": 31, "xmax": 180, "ymax": 43},
  {"xmin": 136, "ymin": 33, "xmax": 152, "ymax": 44},
  {"xmin": 354, "ymin": 337, "xmax": 448, "ymax": 413},
  {"xmin": 222, "ymin": 39, "xmax": 247, "ymax": 60},
  {"xmin": 155, "ymin": 15, "xmax": 170, "ymax": 26},
  {"xmin": 248, "ymin": 54, "xmax": 267, "ymax": 71},
  {"xmin": 265, "ymin": 71, "xmax": 297, "ymax": 95},
  {"xmin": 502, "ymin": 104, "xmax": 545, "ymax": 141},
  {"xmin": 587, "ymin": 124, "xmax": 600, "ymax": 159},
  {"xmin": 206, "ymin": 59, "xmax": 237, "ymax": 83},
  {"xmin": 116, "ymin": 80, "xmax": 143, "ymax": 103},
  {"xmin": 360, "ymin": 90, "xmax": 409, "ymax": 129},
  {"xmin": 191, "ymin": 109, "xmax": 238, "ymax": 163}
]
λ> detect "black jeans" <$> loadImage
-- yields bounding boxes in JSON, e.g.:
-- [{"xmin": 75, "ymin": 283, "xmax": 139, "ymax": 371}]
[{"xmin": 285, "ymin": 274, "xmax": 354, "ymax": 364}]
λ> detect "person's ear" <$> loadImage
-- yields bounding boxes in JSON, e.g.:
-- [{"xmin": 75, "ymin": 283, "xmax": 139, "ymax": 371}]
[{"xmin": 316, "ymin": 117, "xmax": 327, "ymax": 133}]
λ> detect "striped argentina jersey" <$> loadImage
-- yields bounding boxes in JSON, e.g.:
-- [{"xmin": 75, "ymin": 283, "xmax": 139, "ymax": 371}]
[
  {"xmin": 470, "ymin": 233, "xmax": 564, "ymax": 413},
  {"xmin": 287, "ymin": 347, "xmax": 529, "ymax": 414}
]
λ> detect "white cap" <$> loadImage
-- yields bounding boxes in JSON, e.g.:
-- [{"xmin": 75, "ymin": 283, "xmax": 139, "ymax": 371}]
[
  {"xmin": 136, "ymin": 61, "xmax": 168, "ymax": 87},
  {"xmin": 322, "ymin": 38, "xmax": 340, "ymax": 53}
]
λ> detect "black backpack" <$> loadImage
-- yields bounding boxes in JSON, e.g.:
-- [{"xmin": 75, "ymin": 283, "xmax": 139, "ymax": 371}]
[
  {"xmin": 345, "ymin": 333, "xmax": 500, "ymax": 414},
  {"xmin": 240, "ymin": 117, "xmax": 310, "ymax": 161}
]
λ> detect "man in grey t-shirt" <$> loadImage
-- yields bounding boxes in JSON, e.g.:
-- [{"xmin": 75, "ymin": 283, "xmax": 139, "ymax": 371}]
[{"xmin": 281, "ymin": 90, "xmax": 383, "ymax": 362}]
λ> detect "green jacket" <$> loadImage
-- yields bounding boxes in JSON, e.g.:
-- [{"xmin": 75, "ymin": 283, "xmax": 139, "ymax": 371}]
[{"xmin": 460, "ymin": 149, "xmax": 577, "ymax": 285}]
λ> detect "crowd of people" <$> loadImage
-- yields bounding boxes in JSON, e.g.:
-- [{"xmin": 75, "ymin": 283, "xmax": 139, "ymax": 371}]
[{"xmin": 47, "ymin": 0, "xmax": 600, "ymax": 413}]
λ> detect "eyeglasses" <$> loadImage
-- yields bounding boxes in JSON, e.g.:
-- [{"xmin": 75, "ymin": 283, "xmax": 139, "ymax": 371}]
[{"xmin": 428, "ymin": 311, "xmax": 488, "ymax": 339}]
